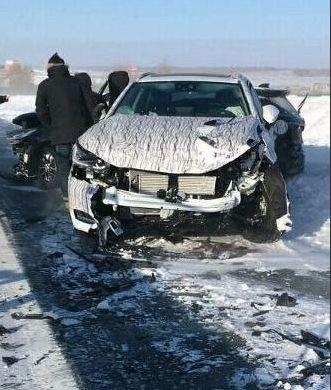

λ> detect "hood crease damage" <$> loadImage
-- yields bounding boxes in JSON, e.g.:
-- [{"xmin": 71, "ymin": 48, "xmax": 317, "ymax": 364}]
[{"xmin": 78, "ymin": 114, "xmax": 263, "ymax": 174}]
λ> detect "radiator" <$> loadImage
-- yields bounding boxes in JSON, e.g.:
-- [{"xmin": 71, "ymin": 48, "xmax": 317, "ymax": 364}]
[
  {"xmin": 130, "ymin": 170, "xmax": 216, "ymax": 197},
  {"xmin": 178, "ymin": 176, "xmax": 216, "ymax": 196}
]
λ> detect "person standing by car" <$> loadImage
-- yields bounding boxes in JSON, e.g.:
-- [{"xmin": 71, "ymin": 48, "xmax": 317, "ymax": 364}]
[
  {"xmin": 74, "ymin": 72, "xmax": 104, "ymax": 124},
  {"xmin": 35, "ymin": 53, "xmax": 90, "ymax": 197},
  {"xmin": 0, "ymin": 95, "xmax": 9, "ymax": 104}
]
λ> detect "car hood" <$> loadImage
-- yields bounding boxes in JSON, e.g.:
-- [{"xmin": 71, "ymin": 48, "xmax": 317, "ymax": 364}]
[
  {"xmin": 78, "ymin": 114, "xmax": 262, "ymax": 174},
  {"xmin": 7, "ymin": 128, "xmax": 42, "ymax": 143}
]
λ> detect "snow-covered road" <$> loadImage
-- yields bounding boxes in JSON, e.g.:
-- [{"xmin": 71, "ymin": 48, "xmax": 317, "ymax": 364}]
[{"xmin": 0, "ymin": 95, "xmax": 329, "ymax": 389}]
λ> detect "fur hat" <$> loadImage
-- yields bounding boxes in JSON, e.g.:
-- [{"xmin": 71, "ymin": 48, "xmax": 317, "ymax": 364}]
[{"xmin": 47, "ymin": 53, "xmax": 65, "ymax": 69}]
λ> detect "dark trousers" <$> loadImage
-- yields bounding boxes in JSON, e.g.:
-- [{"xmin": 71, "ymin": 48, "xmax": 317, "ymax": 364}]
[{"xmin": 55, "ymin": 144, "xmax": 72, "ymax": 197}]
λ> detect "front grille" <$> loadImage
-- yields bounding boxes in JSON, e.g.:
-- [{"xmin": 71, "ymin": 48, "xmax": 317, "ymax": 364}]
[
  {"xmin": 178, "ymin": 176, "xmax": 216, "ymax": 196},
  {"xmin": 129, "ymin": 170, "xmax": 216, "ymax": 197},
  {"xmin": 139, "ymin": 173, "xmax": 169, "ymax": 195}
]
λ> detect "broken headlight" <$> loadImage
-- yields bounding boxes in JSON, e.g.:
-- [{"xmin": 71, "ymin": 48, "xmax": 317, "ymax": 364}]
[
  {"xmin": 239, "ymin": 149, "xmax": 258, "ymax": 172},
  {"xmin": 226, "ymin": 146, "xmax": 258, "ymax": 176},
  {"xmin": 238, "ymin": 143, "xmax": 266, "ymax": 173},
  {"xmin": 72, "ymin": 143, "xmax": 107, "ymax": 172}
]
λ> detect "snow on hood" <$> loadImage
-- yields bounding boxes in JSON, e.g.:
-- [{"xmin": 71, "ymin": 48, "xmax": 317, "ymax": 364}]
[{"xmin": 78, "ymin": 114, "xmax": 262, "ymax": 174}]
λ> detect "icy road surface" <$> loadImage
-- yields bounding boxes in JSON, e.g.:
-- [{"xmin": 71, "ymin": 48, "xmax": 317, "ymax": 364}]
[{"xmin": 0, "ymin": 95, "xmax": 329, "ymax": 389}]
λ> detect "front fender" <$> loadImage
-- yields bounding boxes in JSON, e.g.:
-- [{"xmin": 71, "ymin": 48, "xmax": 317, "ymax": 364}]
[{"xmin": 260, "ymin": 120, "xmax": 288, "ymax": 164}]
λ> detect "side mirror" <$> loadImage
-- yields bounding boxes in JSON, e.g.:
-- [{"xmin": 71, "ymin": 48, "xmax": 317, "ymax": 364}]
[{"xmin": 263, "ymin": 104, "xmax": 280, "ymax": 125}]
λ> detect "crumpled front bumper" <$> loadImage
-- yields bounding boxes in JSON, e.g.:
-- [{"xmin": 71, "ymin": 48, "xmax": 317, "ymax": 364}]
[
  {"xmin": 103, "ymin": 185, "xmax": 241, "ymax": 213},
  {"xmin": 68, "ymin": 175, "xmax": 241, "ymax": 232},
  {"xmin": 69, "ymin": 176, "xmax": 99, "ymax": 232}
]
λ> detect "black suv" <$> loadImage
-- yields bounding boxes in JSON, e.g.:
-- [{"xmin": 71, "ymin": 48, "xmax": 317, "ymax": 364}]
[{"xmin": 256, "ymin": 84, "xmax": 307, "ymax": 176}]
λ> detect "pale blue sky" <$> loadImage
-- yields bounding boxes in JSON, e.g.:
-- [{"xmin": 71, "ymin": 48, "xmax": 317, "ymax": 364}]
[{"xmin": 0, "ymin": 0, "xmax": 329, "ymax": 68}]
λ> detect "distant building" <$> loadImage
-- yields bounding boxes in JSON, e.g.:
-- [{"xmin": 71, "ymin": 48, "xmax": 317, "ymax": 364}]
[
  {"xmin": 4, "ymin": 60, "xmax": 22, "ymax": 73},
  {"xmin": 311, "ymin": 83, "xmax": 330, "ymax": 94},
  {"xmin": 1, "ymin": 60, "xmax": 35, "ymax": 94},
  {"xmin": 127, "ymin": 65, "xmax": 139, "ymax": 73}
]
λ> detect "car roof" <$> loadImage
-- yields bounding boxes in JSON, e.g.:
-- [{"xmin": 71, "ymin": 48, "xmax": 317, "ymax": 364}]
[{"xmin": 137, "ymin": 73, "xmax": 242, "ymax": 84}]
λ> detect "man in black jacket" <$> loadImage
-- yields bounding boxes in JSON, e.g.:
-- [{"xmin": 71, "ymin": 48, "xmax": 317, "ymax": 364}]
[
  {"xmin": 0, "ymin": 95, "xmax": 9, "ymax": 104},
  {"xmin": 36, "ymin": 53, "xmax": 90, "ymax": 196}
]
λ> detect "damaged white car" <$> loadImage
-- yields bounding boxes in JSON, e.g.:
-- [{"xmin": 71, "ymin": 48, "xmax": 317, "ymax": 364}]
[{"xmin": 69, "ymin": 73, "xmax": 291, "ymax": 244}]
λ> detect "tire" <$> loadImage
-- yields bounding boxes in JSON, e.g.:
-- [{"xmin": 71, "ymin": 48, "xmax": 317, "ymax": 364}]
[
  {"xmin": 35, "ymin": 147, "xmax": 60, "ymax": 190},
  {"xmin": 287, "ymin": 144, "xmax": 305, "ymax": 176},
  {"xmin": 277, "ymin": 140, "xmax": 305, "ymax": 177},
  {"xmin": 244, "ymin": 166, "xmax": 289, "ymax": 243}
]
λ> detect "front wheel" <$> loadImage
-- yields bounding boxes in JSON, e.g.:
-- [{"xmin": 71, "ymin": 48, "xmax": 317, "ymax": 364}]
[
  {"xmin": 35, "ymin": 147, "xmax": 59, "ymax": 190},
  {"xmin": 277, "ymin": 138, "xmax": 305, "ymax": 177},
  {"xmin": 244, "ymin": 166, "xmax": 291, "ymax": 242}
]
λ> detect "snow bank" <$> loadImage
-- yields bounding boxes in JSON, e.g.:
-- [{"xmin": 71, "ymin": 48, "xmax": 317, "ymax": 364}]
[
  {"xmin": 0, "ymin": 95, "xmax": 35, "ymax": 124},
  {"xmin": 289, "ymin": 95, "xmax": 330, "ymax": 147},
  {"xmin": 287, "ymin": 95, "xmax": 330, "ymax": 257}
]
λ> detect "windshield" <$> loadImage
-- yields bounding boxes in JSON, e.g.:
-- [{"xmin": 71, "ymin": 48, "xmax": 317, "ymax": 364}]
[{"xmin": 114, "ymin": 81, "xmax": 250, "ymax": 117}]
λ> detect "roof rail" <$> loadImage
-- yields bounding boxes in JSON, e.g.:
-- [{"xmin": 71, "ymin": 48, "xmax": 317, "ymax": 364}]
[{"xmin": 138, "ymin": 72, "xmax": 156, "ymax": 80}]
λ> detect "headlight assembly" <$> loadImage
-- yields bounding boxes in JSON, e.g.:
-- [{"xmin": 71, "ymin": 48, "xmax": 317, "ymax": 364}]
[
  {"xmin": 72, "ymin": 143, "xmax": 107, "ymax": 172},
  {"xmin": 225, "ymin": 144, "xmax": 264, "ymax": 179},
  {"xmin": 239, "ymin": 150, "xmax": 257, "ymax": 172},
  {"xmin": 236, "ymin": 147, "xmax": 257, "ymax": 172}
]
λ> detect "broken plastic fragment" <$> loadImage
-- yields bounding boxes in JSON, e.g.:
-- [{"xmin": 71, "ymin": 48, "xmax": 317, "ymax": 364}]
[
  {"xmin": 276, "ymin": 213, "xmax": 293, "ymax": 233},
  {"xmin": 97, "ymin": 299, "xmax": 111, "ymax": 311},
  {"xmin": 276, "ymin": 293, "xmax": 297, "ymax": 307},
  {"xmin": 98, "ymin": 216, "xmax": 124, "ymax": 248},
  {"xmin": 2, "ymin": 355, "xmax": 26, "ymax": 366},
  {"xmin": 61, "ymin": 318, "xmax": 81, "ymax": 326},
  {"xmin": 0, "ymin": 324, "xmax": 12, "ymax": 335},
  {"xmin": 11, "ymin": 312, "xmax": 46, "ymax": 320}
]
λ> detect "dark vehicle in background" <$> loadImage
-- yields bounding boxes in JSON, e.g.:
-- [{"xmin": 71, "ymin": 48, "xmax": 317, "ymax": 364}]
[
  {"xmin": 256, "ymin": 84, "xmax": 307, "ymax": 176},
  {"xmin": 7, "ymin": 113, "xmax": 57, "ymax": 189},
  {"xmin": 6, "ymin": 71, "xmax": 130, "ymax": 189}
]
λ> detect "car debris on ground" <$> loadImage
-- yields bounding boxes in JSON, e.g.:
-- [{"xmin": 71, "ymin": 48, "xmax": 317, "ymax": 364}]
[{"xmin": 276, "ymin": 292, "xmax": 298, "ymax": 307}]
